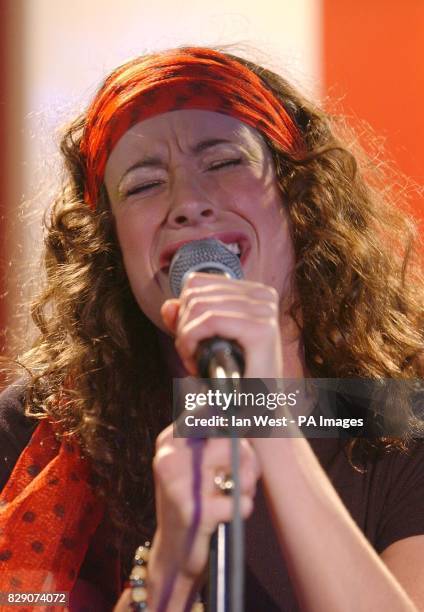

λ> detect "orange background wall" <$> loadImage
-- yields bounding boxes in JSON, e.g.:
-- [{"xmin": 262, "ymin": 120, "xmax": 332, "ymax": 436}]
[
  {"xmin": 323, "ymin": 0, "xmax": 423, "ymax": 227},
  {"xmin": 0, "ymin": 2, "xmax": 24, "ymax": 356},
  {"xmin": 0, "ymin": 4, "xmax": 10, "ymax": 351}
]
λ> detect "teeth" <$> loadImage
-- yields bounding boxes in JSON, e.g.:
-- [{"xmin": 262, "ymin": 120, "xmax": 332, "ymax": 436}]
[{"xmin": 220, "ymin": 241, "xmax": 241, "ymax": 256}]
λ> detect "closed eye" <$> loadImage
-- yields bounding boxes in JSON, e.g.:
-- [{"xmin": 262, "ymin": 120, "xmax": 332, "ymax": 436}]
[
  {"xmin": 125, "ymin": 181, "xmax": 164, "ymax": 196},
  {"xmin": 207, "ymin": 158, "xmax": 242, "ymax": 171}
]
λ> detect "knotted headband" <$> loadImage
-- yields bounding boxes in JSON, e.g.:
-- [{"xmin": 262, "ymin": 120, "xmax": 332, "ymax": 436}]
[{"xmin": 80, "ymin": 46, "xmax": 304, "ymax": 209}]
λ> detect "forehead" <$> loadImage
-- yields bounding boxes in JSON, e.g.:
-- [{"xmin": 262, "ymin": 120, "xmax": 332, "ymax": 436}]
[
  {"xmin": 105, "ymin": 109, "xmax": 266, "ymax": 172},
  {"xmin": 120, "ymin": 108, "xmax": 259, "ymax": 138}
]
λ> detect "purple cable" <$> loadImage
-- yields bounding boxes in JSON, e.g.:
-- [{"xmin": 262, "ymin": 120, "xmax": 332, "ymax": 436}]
[{"xmin": 156, "ymin": 437, "xmax": 205, "ymax": 612}]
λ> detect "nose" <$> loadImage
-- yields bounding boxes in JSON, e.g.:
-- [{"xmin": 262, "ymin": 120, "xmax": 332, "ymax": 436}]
[{"xmin": 167, "ymin": 171, "xmax": 216, "ymax": 227}]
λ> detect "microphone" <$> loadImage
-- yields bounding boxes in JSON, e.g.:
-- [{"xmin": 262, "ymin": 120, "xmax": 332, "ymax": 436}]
[
  {"xmin": 169, "ymin": 238, "xmax": 245, "ymax": 378},
  {"xmin": 170, "ymin": 238, "xmax": 245, "ymax": 612}
]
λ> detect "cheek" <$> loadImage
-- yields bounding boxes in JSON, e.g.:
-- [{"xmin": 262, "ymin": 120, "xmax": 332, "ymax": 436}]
[
  {"xmin": 230, "ymin": 168, "xmax": 280, "ymax": 211},
  {"xmin": 255, "ymin": 186, "xmax": 295, "ymax": 288},
  {"xmin": 270, "ymin": 216, "xmax": 296, "ymax": 297},
  {"xmin": 114, "ymin": 214, "xmax": 166, "ymax": 327},
  {"xmin": 113, "ymin": 214, "xmax": 154, "ymax": 281}
]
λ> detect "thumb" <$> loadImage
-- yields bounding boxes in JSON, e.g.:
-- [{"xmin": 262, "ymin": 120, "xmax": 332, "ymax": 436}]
[{"xmin": 161, "ymin": 299, "xmax": 180, "ymax": 333}]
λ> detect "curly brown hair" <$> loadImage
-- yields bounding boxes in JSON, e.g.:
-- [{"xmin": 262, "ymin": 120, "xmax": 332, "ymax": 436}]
[{"xmin": 13, "ymin": 48, "xmax": 424, "ymax": 574}]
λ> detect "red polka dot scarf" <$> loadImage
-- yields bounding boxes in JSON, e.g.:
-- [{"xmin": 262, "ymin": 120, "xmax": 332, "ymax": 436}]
[
  {"xmin": 80, "ymin": 46, "xmax": 304, "ymax": 209},
  {"xmin": 0, "ymin": 418, "xmax": 106, "ymax": 600}
]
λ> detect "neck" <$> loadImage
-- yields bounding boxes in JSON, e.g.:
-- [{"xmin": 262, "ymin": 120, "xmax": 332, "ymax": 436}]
[
  {"xmin": 279, "ymin": 299, "xmax": 308, "ymax": 379},
  {"xmin": 156, "ymin": 329, "xmax": 188, "ymax": 378},
  {"xmin": 280, "ymin": 334, "xmax": 308, "ymax": 379}
]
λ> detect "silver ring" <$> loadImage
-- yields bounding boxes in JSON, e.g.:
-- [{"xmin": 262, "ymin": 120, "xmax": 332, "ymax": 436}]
[{"xmin": 214, "ymin": 473, "xmax": 234, "ymax": 495}]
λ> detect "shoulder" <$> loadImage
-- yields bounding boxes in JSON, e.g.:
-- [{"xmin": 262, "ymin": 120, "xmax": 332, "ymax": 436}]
[
  {"xmin": 312, "ymin": 437, "xmax": 424, "ymax": 551},
  {"xmin": 384, "ymin": 438, "xmax": 424, "ymax": 492},
  {"xmin": 368, "ymin": 439, "xmax": 424, "ymax": 553},
  {"xmin": 374, "ymin": 439, "xmax": 424, "ymax": 481},
  {"xmin": 347, "ymin": 438, "xmax": 424, "ymax": 494},
  {"xmin": 0, "ymin": 380, "xmax": 39, "ymax": 491}
]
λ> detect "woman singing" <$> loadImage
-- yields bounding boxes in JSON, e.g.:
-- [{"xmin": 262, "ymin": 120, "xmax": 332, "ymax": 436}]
[{"xmin": 1, "ymin": 47, "xmax": 423, "ymax": 611}]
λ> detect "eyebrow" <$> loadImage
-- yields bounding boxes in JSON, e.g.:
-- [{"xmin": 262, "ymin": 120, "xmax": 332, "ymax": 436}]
[
  {"xmin": 191, "ymin": 138, "xmax": 233, "ymax": 153},
  {"xmin": 118, "ymin": 138, "xmax": 235, "ymax": 187}
]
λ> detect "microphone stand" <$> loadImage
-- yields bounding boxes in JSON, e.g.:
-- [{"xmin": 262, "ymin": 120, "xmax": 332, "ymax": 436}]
[{"xmin": 201, "ymin": 342, "xmax": 244, "ymax": 612}]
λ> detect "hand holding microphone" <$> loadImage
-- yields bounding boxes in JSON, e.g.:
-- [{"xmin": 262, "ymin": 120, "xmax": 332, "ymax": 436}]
[
  {"xmin": 161, "ymin": 238, "xmax": 284, "ymax": 379},
  {"xmin": 169, "ymin": 238, "xmax": 245, "ymax": 379}
]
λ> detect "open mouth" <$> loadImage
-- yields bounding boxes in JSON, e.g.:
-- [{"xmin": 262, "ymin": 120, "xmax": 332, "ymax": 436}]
[
  {"xmin": 220, "ymin": 241, "xmax": 241, "ymax": 257},
  {"xmin": 159, "ymin": 233, "xmax": 249, "ymax": 274}
]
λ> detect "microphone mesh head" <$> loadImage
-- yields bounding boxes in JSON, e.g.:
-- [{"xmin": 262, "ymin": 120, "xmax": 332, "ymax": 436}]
[{"xmin": 169, "ymin": 238, "xmax": 244, "ymax": 297}]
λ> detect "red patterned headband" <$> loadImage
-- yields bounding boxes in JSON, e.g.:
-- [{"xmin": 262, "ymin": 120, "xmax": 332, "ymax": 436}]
[{"xmin": 80, "ymin": 47, "xmax": 304, "ymax": 209}]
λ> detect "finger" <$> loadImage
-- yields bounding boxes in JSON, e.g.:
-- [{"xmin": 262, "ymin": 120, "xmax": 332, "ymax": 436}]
[
  {"xmin": 202, "ymin": 439, "xmax": 260, "ymax": 496},
  {"xmin": 178, "ymin": 295, "xmax": 277, "ymax": 332},
  {"xmin": 153, "ymin": 440, "xmax": 206, "ymax": 485},
  {"xmin": 163, "ymin": 482, "xmax": 256, "ymax": 532},
  {"xmin": 161, "ymin": 299, "xmax": 180, "ymax": 333},
  {"xmin": 156, "ymin": 423, "xmax": 183, "ymax": 448},
  {"xmin": 202, "ymin": 438, "xmax": 256, "ymax": 469},
  {"xmin": 200, "ymin": 494, "xmax": 255, "ymax": 530},
  {"xmin": 175, "ymin": 311, "xmax": 276, "ymax": 368},
  {"xmin": 206, "ymin": 464, "xmax": 259, "ymax": 498},
  {"xmin": 155, "ymin": 423, "xmax": 202, "ymax": 452},
  {"xmin": 182, "ymin": 274, "xmax": 278, "ymax": 302},
  {"xmin": 154, "ymin": 438, "xmax": 254, "ymax": 484},
  {"xmin": 154, "ymin": 437, "xmax": 258, "ymax": 504}
]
